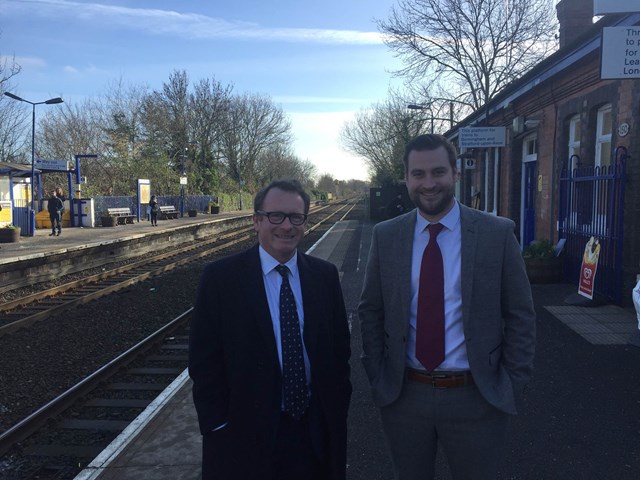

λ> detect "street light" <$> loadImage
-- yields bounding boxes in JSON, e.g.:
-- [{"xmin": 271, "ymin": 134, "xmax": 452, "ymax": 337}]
[
  {"xmin": 180, "ymin": 147, "xmax": 187, "ymax": 217},
  {"xmin": 4, "ymin": 92, "xmax": 64, "ymax": 236},
  {"xmin": 407, "ymin": 103, "xmax": 455, "ymax": 133}
]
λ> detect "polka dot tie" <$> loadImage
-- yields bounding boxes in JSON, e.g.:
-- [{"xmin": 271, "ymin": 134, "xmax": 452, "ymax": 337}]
[{"xmin": 275, "ymin": 265, "xmax": 308, "ymax": 419}]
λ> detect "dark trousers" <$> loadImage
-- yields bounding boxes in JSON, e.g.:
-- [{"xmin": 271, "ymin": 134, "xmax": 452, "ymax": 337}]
[
  {"xmin": 50, "ymin": 213, "xmax": 61, "ymax": 233},
  {"xmin": 150, "ymin": 212, "xmax": 158, "ymax": 225},
  {"xmin": 273, "ymin": 412, "xmax": 323, "ymax": 480}
]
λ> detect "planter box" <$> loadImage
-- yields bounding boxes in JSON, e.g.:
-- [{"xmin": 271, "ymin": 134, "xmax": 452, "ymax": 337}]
[
  {"xmin": 188, "ymin": 210, "xmax": 197, "ymax": 217},
  {"xmin": 525, "ymin": 256, "xmax": 563, "ymax": 284},
  {"xmin": 210, "ymin": 206, "xmax": 220, "ymax": 214},
  {"xmin": 101, "ymin": 216, "xmax": 116, "ymax": 227},
  {"xmin": 0, "ymin": 227, "xmax": 21, "ymax": 243}
]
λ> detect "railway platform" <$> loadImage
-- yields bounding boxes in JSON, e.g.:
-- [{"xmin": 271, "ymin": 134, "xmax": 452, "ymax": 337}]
[
  {"xmin": 70, "ymin": 219, "xmax": 640, "ymax": 480},
  {"xmin": 0, "ymin": 211, "xmax": 249, "ymax": 264},
  {"xmin": 3, "ymin": 214, "xmax": 639, "ymax": 479}
]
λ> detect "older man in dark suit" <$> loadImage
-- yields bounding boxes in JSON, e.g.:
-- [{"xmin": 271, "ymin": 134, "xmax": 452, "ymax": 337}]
[
  {"xmin": 189, "ymin": 179, "xmax": 351, "ymax": 480},
  {"xmin": 359, "ymin": 134, "xmax": 536, "ymax": 480}
]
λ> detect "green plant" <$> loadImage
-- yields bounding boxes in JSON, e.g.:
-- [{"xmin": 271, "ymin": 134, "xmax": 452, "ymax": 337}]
[
  {"xmin": 2, "ymin": 224, "xmax": 17, "ymax": 229},
  {"xmin": 523, "ymin": 239, "xmax": 555, "ymax": 259}
]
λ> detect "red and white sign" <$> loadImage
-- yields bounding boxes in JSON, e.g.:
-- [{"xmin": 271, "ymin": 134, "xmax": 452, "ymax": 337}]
[{"xmin": 578, "ymin": 237, "xmax": 601, "ymax": 299}]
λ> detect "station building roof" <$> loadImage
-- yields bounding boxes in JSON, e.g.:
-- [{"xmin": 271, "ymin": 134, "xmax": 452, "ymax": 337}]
[{"xmin": 0, "ymin": 162, "xmax": 41, "ymax": 178}]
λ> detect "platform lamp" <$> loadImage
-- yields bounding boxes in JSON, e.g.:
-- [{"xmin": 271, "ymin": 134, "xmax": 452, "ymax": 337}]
[
  {"xmin": 407, "ymin": 102, "xmax": 455, "ymax": 132},
  {"xmin": 3, "ymin": 92, "xmax": 64, "ymax": 236}
]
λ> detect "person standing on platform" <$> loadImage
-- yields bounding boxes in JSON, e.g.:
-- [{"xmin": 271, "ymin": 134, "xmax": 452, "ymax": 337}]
[
  {"xmin": 149, "ymin": 195, "xmax": 159, "ymax": 226},
  {"xmin": 189, "ymin": 179, "xmax": 352, "ymax": 480},
  {"xmin": 55, "ymin": 187, "xmax": 65, "ymax": 202},
  {"xmin": 359, "ymin": 134, "xmax": 536, "ymax": 480},
  {"xmin": 47, "ymin": 190, "xmax": 64, "ymax": 237}
]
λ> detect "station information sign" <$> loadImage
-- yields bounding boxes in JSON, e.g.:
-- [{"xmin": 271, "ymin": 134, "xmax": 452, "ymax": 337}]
[
  {"xmin": 459, "ymin": 127, "xmax": 506, "ymax": 148},
  {"xmin": 34, "ymin": 158, "xmax": 69, "ymax": 171},
  {"xmin": 594, "ymin": 0, "xmax": 637, "ymax": 14},
  {"xmin": 601, "ymin": 26, "xmax": 640, "ymax": 79}
]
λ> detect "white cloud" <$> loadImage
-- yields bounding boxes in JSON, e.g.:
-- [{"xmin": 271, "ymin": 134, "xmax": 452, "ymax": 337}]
[
  {"xmin": 1, "ymin": 55, "xmax": 47, "ymax": 69},
  {"xmin": 5, "ymin": 0, "xmax": 384, "ymax": 45}
]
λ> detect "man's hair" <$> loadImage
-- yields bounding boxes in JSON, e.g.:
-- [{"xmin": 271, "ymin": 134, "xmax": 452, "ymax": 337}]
[
  {"xmin": 253, "ymin": 179, "xmax": 310, "ymax": 214},
  {"xmin": 403, "ymin": 134, "xmax": 458, "ymax": 174}
]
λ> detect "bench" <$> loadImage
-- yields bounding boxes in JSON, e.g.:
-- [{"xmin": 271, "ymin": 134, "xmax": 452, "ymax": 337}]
[
  {"xmin": 159, "ymin": 205, "xmax": 179, "ymax": 220},
  {"xmin": 106, "ymin": 207, "xmax": 135, "ymax": 225}
]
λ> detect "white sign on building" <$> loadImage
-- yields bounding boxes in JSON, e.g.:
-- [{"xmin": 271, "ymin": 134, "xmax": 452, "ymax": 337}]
[
  {"xmin": 601, "ymin": 26, "xmax": 640, "ymax": 79},
  {"xmin": 594, "ymin": 0, "xmax": 637, "ymax": 15},
  {"xmin": 459, "ymin": 127, "xmax": 506, "ymax": 148}
]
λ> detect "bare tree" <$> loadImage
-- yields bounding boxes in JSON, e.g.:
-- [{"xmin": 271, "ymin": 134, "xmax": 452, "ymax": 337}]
[
  {"xmin": 219, "ymin": 93, "xmax": 292, "ymax": 197},
  {"xmin": 340, "ymin": 91, "xmax": 430, "ymax": 186},
  {"xmin": 379, "ymin": 0, "xmax": 557, "ymax": 110},
  {"xmin": 0, "ymin": 47, "xmax": 25, "ymax": 163},
  {"xmin": 254, "ymin": 142, "xmax": 317, "ymax": 189}
]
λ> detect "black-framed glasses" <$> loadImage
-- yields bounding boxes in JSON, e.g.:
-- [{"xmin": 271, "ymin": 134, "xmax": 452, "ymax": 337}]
[{"xmin": 256, "ymin": 210, "xmax": 308, "ymax": 225}]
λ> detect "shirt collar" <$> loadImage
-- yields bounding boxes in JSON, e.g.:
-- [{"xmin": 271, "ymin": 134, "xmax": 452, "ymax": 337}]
[
  {"xmin": 258, "ymin": 245, "xmax": 299, "ymax": 276},
  {"xmin": 415, "ymin": 199, "xmax": 460, "ymax": 233}
]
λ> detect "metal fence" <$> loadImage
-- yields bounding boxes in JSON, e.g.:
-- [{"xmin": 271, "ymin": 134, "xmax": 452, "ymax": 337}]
[
  {"xmin": 558, "ymin": 147, "xmax": 627, "ymax": 303},
  {"xmin": 93, "ymin": 194, "xmax": 221, "ymax": 217}
]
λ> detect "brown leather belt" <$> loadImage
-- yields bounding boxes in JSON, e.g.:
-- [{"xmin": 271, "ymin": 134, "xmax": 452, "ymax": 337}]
[{"xmin": 406, "ymin": 369, "xmax": 474, "ymax": 388}]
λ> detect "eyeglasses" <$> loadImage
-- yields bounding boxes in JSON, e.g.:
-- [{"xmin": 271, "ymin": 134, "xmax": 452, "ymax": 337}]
[{"xmin": 256, "ymin": 210, "xmax": 308, "ymax": 225}]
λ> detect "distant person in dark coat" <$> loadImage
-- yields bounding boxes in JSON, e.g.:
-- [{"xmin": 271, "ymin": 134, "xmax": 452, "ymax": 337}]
[
  {"xmin": 189, "ymin": 179, "xmax": 352, "ymax": 480},
  {"xmin": 149, "ymin": 195, "xmax": 159, "ymax": 226},
  {"xmin": 47, "ymin": 190, "xmax": 64, "ymax": 236}
]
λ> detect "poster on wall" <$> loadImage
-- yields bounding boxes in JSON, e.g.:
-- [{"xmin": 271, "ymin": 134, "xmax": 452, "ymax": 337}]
[{"xmin": 578, "ymin": 236, "xmax": 601, "ymax": 299}]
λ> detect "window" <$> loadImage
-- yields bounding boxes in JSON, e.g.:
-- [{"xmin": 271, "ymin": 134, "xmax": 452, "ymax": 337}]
[
  {"xmin": 568, "ymin": 114, "xmax": 581, "ymax": 163},
  {"xmin": 595, "ymin": 104, "xmax": 612, "ymax": 168}
]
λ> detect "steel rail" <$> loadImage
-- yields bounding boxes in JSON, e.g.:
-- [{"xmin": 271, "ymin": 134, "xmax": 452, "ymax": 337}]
[{"xmin": 0, "ymin": 309, "xmax": 192, "ymax": 456}]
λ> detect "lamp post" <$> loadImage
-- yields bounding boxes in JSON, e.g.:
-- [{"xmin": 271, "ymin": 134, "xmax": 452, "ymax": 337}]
[
  {"xmin": 407, "ymin": 103, "xmax": 455, "ymax": 133},
  {"xmin": 4, "ymin": 92, "xmax": 64, "ymax": 236},
  {"xmin": 180, "ymin": 147, "xmax": 187, "ymax": 217}
]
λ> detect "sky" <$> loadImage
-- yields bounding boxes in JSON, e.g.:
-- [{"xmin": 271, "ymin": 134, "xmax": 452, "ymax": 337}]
[{"xmin": 0, "ymin": 0, "xmax": 404, "ymax": 181}]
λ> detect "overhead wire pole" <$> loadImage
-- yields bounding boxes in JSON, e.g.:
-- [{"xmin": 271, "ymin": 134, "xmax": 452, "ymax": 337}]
[{"xmin": 3, "ymin": 92, "xmax": 64, "ymax": 236}]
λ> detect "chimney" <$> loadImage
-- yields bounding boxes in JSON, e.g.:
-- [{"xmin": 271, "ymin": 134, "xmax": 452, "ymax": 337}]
[{"xmin": 556, "ymin": 0, "xmax": 594, "ymax": 48}]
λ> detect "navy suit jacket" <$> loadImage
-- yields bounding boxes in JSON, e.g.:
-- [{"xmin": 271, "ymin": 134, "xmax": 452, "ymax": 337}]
[
  {"xmin": 359, "ymin": 204, "xmax": 536, "ymax": 414},
  {"xmin": 189, "ymin": 244, "xmax": 352, "ymax": 479}
]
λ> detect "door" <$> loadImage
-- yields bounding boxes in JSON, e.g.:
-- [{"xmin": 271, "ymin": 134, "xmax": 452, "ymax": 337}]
[{"xmin": 520, "ymin": 134, "xmax": 538, "ymax": 247}]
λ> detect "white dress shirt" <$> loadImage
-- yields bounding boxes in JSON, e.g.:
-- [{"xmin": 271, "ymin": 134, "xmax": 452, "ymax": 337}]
[
  {"xmin": 259, "ymin": 246, "xmax": 311, "ymax": 384},
  {"xmin": 406, "ymin": 201, "xmax": 470, "ymax": 371}
]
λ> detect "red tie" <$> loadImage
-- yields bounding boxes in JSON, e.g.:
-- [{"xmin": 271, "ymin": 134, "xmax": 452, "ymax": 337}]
[{"xmin": 416, "ymin": 223, "xmax": 445, "ymax": 371}]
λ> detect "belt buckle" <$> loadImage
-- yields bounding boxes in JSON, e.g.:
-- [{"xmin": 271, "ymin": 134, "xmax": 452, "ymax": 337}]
[{"xmin": 430, "ymin": 373, "xmax": 448, "ymax": 387}]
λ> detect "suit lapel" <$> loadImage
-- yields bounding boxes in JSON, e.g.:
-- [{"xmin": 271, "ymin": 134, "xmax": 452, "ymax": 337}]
[
  {"xmin": 242, "ymin": 246, "xmax": 280, "ymax": 368},
  {"xmin": 398, "ymin": 210, "xmax": 416, "ymax": 333},
  {"xmin": 298, "ymin": 253, "xmax": 320, "ymax": 357},
  {"xmin": 459, "ymin": 205, "xmax": 478, "ymax": 327}
]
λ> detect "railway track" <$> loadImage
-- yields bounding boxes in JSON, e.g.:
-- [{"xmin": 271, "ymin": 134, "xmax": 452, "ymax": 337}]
[
  {"xmin": 0, "ymin": 200, "xmax": 354, "ymax": 337},
  {"xmin": 0, "ymin": 198, "xmax": 362, "ymax": 479}
]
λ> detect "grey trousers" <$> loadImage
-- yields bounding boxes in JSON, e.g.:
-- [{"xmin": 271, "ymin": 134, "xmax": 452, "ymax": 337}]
[{"xmin": 379, "ymin": 378, "xmax": 510, "ymax": 480}]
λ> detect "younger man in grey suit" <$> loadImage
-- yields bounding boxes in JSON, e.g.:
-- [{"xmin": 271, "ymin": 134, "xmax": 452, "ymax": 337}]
[{"xmin": 359, "ymin": 134, "xmax": 536, "ymax": 480}]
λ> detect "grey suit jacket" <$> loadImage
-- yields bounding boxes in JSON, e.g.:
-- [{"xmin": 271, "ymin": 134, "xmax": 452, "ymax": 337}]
[{"xmin": 359, "ymin": 204, "xmax": 536, "ymax": 415}]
